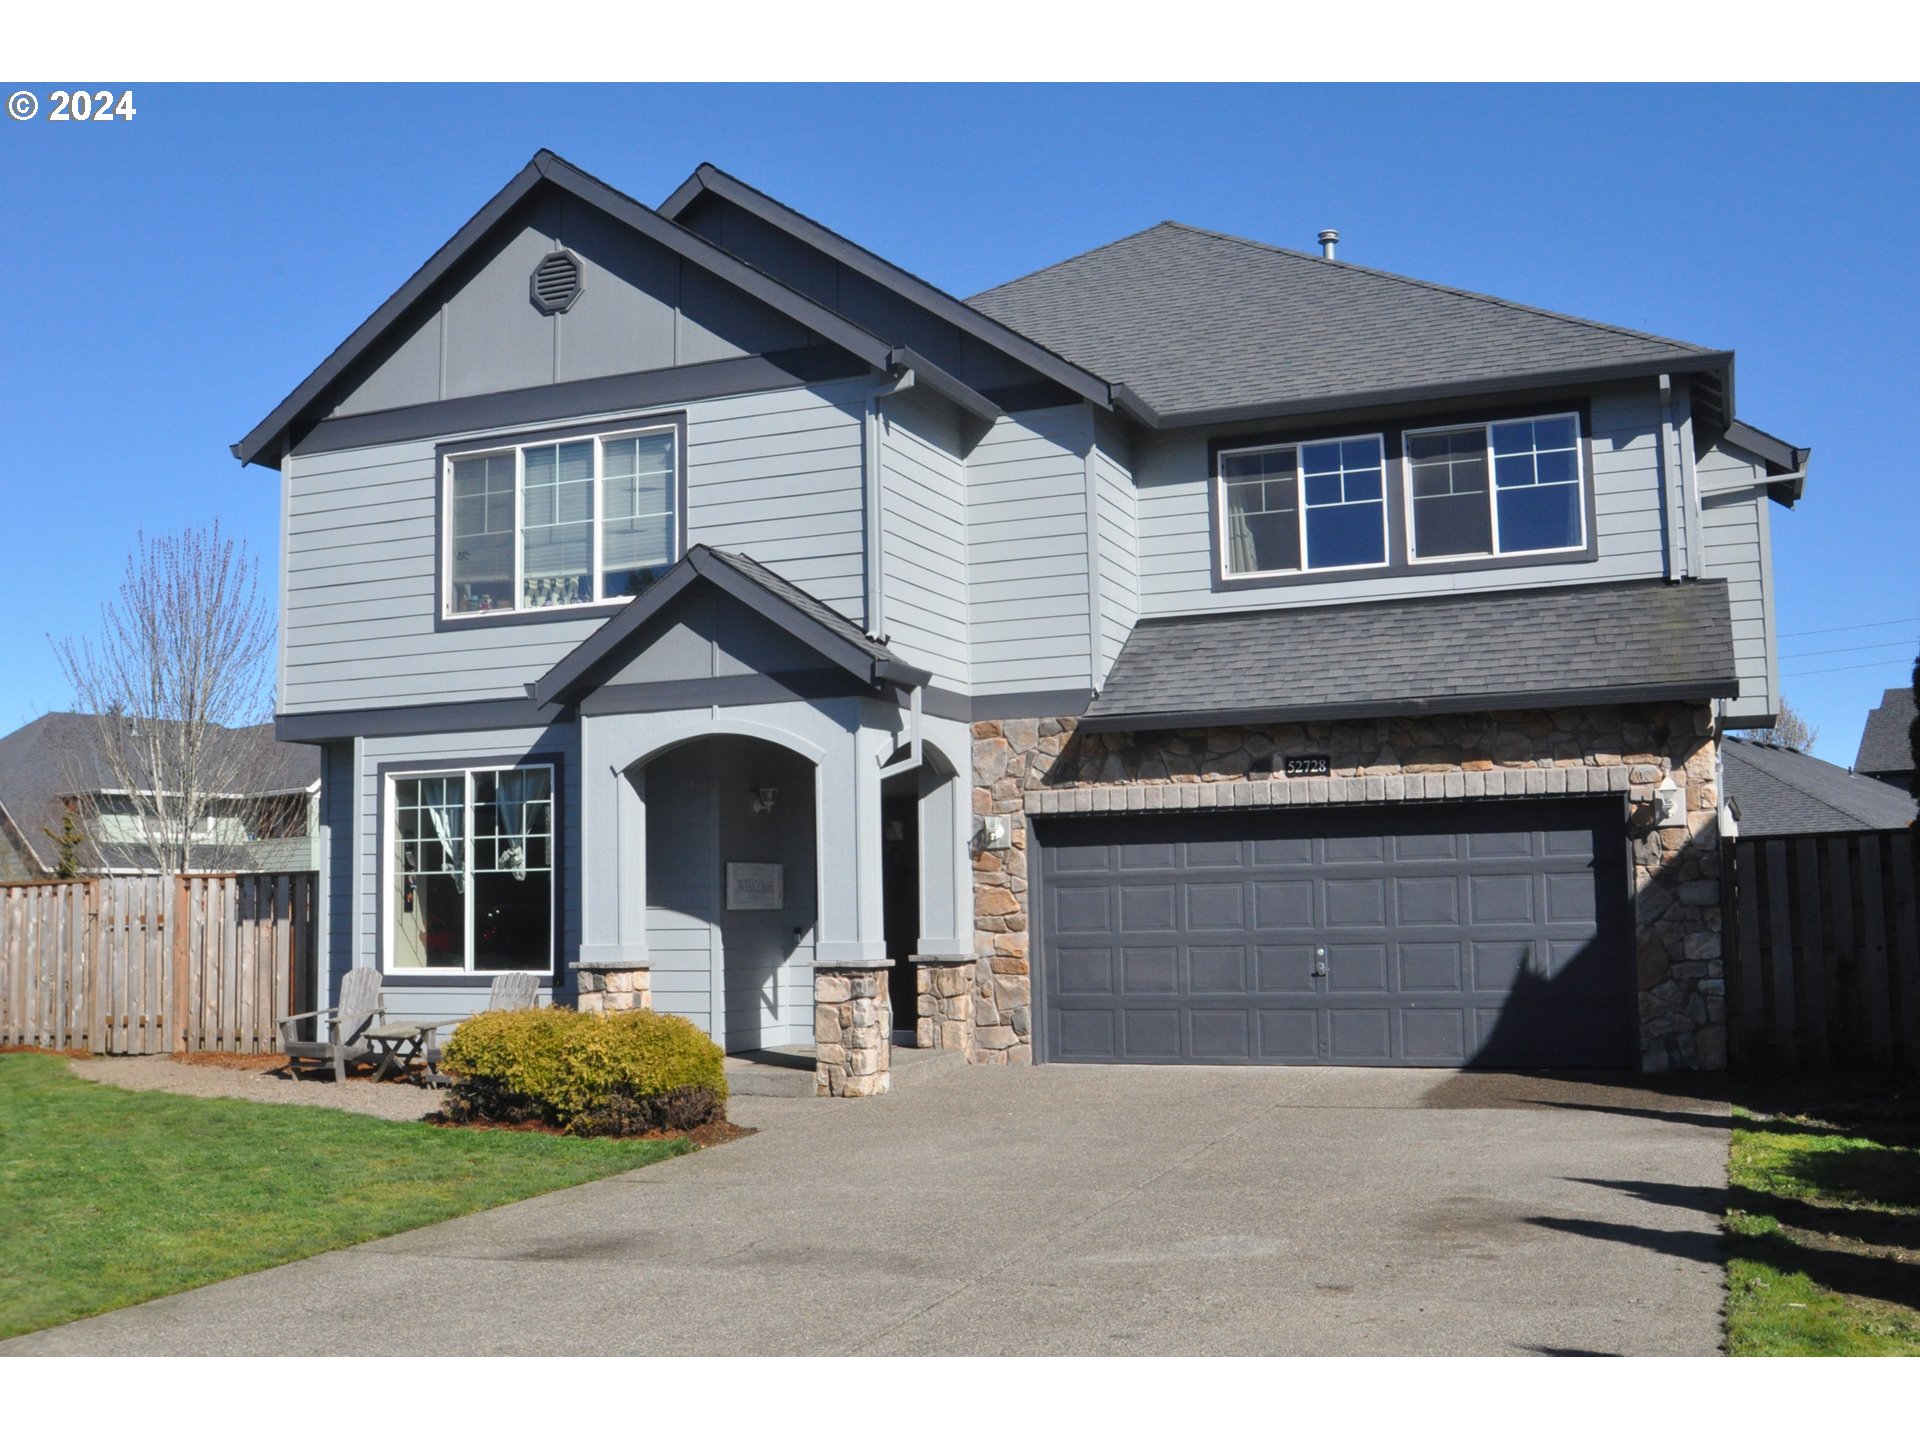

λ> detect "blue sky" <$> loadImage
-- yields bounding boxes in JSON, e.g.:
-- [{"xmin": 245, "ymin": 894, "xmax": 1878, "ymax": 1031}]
[{"xmin": 1, "ymin": 83, "xmax": 1914, "ymax": 762}]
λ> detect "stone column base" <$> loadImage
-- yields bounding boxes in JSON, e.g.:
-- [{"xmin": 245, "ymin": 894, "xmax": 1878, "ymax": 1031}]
[
  {"xmin": 575, "ymin": 964, "xmax": 652, "ymax": 1014},
  {"xmin": 913, "ymin": 957, "xmax": 974, "ymax": 1053},
  {"xmin": 815, "ymin": 965, "xmax": 892, "ymax": 1097}
]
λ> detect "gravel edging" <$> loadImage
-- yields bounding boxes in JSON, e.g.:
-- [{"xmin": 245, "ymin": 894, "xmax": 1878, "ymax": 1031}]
[{"xmin": 68, "ymin": 1056, "xmax": 442, "ymax": 1123}]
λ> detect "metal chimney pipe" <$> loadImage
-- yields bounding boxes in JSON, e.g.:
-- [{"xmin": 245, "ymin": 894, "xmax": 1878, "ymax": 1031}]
[{"xmin": 1318, "ymin": 229, "xmax": 1340, "ymax": 260}]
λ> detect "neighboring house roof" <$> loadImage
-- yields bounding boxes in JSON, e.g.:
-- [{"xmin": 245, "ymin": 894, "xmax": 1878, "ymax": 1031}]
[
  {"xmin": 0, "ymin": 712, "xmax": 319, "ymax": 873},
  {"xmin": 532, "ymin": 544, "xmax": 929, "ymax": 706},
  {"xmin": 1723, "ymin": 735, "xmax": 1917, "ymax": 837},
  {"xmin": 1854, "ymin": 686, "xmax": 1918, "ymax": 778},
  {"xmin": 1080, "ymin": 578, "xmax": 1739, "ymax": 732},
  {"xmin": 969, "ymin": 220, "xmax": 1736, "ymax": 429}
]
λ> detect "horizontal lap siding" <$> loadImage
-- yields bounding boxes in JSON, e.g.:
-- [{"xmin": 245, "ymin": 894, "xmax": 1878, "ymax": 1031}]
[
  {"xmin": 1133, "ymin": 381, "xmax": 1670, "ymax": 616},
  {"xmin": 969, "ymin": 405, "xmax": 1095, "ymax": 695},
  {"xmin": 334, "ymin": 724, "xmax": 581, "ymax": 1019},
  {"xmin": 880, "ymin": 390, "xmax": 970, "ymax": 690},
  {"xmin": 282, "ymin": 380, "xmax": 868, "ymax": 713},
  {"xmin": 1092, "ymin": 415, "xmax": 1139, "ymax": 687},
  {"xmin": 1698, "ymin": 443, "xmax": 1779, "ymax": 725}
]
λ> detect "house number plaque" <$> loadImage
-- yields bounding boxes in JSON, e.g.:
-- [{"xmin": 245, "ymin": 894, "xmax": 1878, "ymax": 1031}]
[{"xmin": 1281, "ymin": 755, "xmax": 1332, "ymax": 778}]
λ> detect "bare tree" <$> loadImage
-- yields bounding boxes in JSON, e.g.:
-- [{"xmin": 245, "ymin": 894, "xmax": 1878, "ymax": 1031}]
[
  {"xmin": 51, "ymin": 522, "xmax": 278, "ymax": 874},
  {"xmin": 1740, "ymin": 697, "xmax": 1818, "ymax": 754}
]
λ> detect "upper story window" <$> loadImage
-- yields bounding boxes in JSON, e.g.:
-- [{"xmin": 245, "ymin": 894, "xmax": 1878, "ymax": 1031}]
[
  {"xmin": 1220, "ymin": 433, "xmax": 1388, "ymax": 577},
  {"xmin": 444, "ymin": 424, "xmax": 678, "ymax": 617},
  {"xmin": 1407, "ymin": 413, "xmax": 1585, "ymax": 561}
]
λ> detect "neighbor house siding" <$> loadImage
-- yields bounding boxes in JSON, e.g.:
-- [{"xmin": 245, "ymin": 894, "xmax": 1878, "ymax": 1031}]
[
  {"xmin": 968, "ymin": 404, "xmax": 1095, "ymax": 694},
  {"xmin": 281, "ymin": 377, "xmax": 869, "ymax": 714},
  {"xmin": 1132, "ymin": 379, "xmax": 1671, "ymax": 616},
  {"xmin": 330, "ymin": 723, "xmax": 581, "ymax": 1028},
  {"xmin": 1091, "ymin": 413, "xmax": 1139, "ymax": 687},
  {"xmin": 878, "ymin": 388, "xmax": 971, "ymax": 692},
  {"xmin": 1696, "ymin": 441, "xmax": 1780, "ymax": 727}
]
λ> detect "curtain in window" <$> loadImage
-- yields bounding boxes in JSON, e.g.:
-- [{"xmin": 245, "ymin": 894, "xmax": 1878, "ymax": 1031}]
[
  {"xmin": 492, "ymin": 769, "xmax": 548, "ymax": 881},
  {"xmin": 1226, "ymin": 495, "xmax": 1260, "ymax": 575},
  {"xmin": 425, "ymin": 793, "xmax": 464, "ymax": 893}
]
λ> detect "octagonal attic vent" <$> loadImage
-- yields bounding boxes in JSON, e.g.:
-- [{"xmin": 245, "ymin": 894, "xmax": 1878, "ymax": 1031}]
[{"xmin": 530, "ymin": 249, "xmax": 583, "ymax": 315}]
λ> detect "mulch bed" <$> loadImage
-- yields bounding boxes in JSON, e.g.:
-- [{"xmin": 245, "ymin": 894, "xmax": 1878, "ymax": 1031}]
[
  {"xmin": 171, "ymin": 1051, "xmax": 290, "ymax": 1071},
  {"xmin": 424, "ymin": 1113, "xmax": 755, "ymax": 1147},
  {"xmin": 0, "ymin": 1045, "xmax": 91, "ymax": 1059}
]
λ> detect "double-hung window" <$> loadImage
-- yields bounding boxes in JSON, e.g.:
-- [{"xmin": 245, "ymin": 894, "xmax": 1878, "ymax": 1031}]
[
  {"xmin": 1219, "ymin": 433, "xmax": 1388, "ymax": 577},
  {"xmin": 1407, "ymin": 413, "xmax": 1585, "ymax": 561},
  {"xmin": 388, "ymin": 765, "xmax": 554, "ymax": 974},
  {"xmin": 445, "ymin": 423, "xmax": 678, "ymax": 616}
]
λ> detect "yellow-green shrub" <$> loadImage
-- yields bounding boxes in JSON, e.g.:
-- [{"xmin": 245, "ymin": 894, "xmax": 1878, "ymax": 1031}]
[{"xmin": 440, "ymin": 1008, "xmax": 726, "ymax": 1125}]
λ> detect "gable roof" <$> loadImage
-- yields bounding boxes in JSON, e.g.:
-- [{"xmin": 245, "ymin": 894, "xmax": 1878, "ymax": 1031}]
[
  {"xmin": 969, "ymin": 221, "xmax": 1736, "ymax": 428},
  {"xmin": 0, "ymin": 712, "xmax": 319, "ymax": 873},
  {"xmin": 1080, "ymin": 578, "xmax": 1738, "ymax": 732},
  {"xmin": 658, "ymin": 163, "xmax": 1118, "ymax": 411},
  {"xmin": 233, "ymin": 151, "xmax": 904, "ymax": 469},
  {"xmin": 1723, "ymin": 735, "xmax": 1916, "ymax": 837},
  {"xmin": 531, "ymin": 545, "xmax": 929, "ymax": 706},
  {"xmin": 1855, "ymin": 685, "xmax": 1918, "ymax": 777}
]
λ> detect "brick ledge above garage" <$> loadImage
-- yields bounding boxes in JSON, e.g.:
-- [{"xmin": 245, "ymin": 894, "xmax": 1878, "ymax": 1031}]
[{"xmin": 1024, "ymin": 762, "xmax": 1645, "ymax": 815}]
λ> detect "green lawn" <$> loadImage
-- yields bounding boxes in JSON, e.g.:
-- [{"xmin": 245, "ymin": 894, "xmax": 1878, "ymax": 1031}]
[
  {"xmin": 1726, "ymin": 1091, "xmax": 1920, "ymax": 1355},
  {"xmin": 0, "ymin": 1052, "xmax": 690, "ymax": 1341}
]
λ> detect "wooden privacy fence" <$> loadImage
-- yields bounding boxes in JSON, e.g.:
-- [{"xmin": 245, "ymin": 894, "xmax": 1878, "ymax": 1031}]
[
  {"xmin": 0, "ymin": 873, "xmax": 316, "ymax": 1055},
  {"xmin": 1725, "ymin": 831, "xmax": 1920, "ymax": 1075}
]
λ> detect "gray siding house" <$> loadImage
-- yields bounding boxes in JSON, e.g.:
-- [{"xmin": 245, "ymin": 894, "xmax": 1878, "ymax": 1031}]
[{"xmin": 239, "ymin": 151, "xmax": 1810, "ymax": 1084}]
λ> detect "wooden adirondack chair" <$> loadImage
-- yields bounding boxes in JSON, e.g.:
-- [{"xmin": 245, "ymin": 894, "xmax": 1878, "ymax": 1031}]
[
  {"xmin": 278, "ymin": 967, "xmax": 385, "ymax": 1082},
  {"xmin": 422, "ymin": 971, "xmax": 541, "ymax": 1076}
]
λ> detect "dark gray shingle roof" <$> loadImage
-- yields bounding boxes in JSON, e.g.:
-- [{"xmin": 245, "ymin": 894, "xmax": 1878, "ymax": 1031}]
[
  {"xmin": 1723, "ymin": 736, "xmax": 1917, "ymax": 837},
  {"xmin": 694, "ymin": 546, "xmax": 898, "ymax": 668},
  {"xmin": 970, "ymin": 221, "xmax": 1723, "ymax": 423},
  {"xmin": 1854, "ymin": 686, "xmax": 1917, "ymax": 777},
  {"xmin": 0, "ymin": 712, "xmax": 318, "ymax": 874},
  {"xmin": 1081, "ymin": 579, "xmax": 1738, "ymax": 731}
]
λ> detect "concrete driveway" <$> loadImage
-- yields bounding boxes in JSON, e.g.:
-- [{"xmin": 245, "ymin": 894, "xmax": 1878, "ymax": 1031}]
[{"xmin": 3, "ymin": 1064, "xmax": 1730, "ymax": 1356}]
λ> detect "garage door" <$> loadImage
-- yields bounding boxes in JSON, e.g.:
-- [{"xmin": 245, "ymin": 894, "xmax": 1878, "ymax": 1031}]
[{"xmin": 1035, "ymin": 798, "xmax": 1634, "ymax": 1068}]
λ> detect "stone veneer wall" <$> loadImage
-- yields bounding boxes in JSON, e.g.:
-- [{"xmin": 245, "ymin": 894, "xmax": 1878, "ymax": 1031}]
[
  {"xmin": 971, "ymin": 704, "xmax": 1724, "ymax": 1072},
  {"xmin": 575, "ymin": 964, "xmax": 652, "ymax": 1013}
]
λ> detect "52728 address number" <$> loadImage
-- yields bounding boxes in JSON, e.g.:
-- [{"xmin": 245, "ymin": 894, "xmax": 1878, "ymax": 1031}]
[{"xmin": 49, "ymin": 90, "xmax": 137, "ymax": 121}]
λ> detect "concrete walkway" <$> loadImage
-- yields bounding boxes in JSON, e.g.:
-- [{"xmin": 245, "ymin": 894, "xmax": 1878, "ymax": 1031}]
[{"xmin": 5, "ymin": 1065, "xmax": 1730, "ymax": 1356}]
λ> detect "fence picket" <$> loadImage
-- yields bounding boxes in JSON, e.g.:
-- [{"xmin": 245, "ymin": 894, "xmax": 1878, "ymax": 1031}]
[{"xmin": 1893, "ymin": 834, "xmax": 1920, "ymax": 1065}]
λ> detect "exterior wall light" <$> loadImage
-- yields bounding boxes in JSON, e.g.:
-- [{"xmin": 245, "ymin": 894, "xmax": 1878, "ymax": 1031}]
[
  {"xmin": 751, "ymin": 786, "xmax": 779, "ymax": 814},
  {"xmin": 1652, "ymin": 774, "xmax": 1687, "ymax": 829}
]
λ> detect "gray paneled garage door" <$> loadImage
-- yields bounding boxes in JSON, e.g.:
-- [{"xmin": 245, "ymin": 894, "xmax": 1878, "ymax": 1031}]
[{"xmin": 1035, "ymin": 799, "xmax": 1634, "ymax": 1068}]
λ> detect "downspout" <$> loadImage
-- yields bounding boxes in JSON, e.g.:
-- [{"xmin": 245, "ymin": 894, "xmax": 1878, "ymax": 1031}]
[{"xmin": 1674, "ymin": 378, "xmax": 1704, "ymax": 579}]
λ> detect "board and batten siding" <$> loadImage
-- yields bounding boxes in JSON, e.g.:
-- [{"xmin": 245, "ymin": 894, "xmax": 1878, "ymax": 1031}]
[
  {"xmin": 328, "ymin": 723, "xmax": 581, "ymax": 1028},
  {"xmin": 281, "ymin": 378, "xmax": 870, "ymax": 714},
  {"xmin": 968, "ymin": 404, "xmax": 1096, "ymax": 694},
  {"xmin": 1696, "ymin": 440, "xmax": 1782, "ymax": 727},
  {"xmin": 878, "ymin": 388, "xmax": 971, "ymax": 692},
  {"xmin": 1091, "ymin": 414, "xmax": 1140, "ymax": 687},
  {"xmin": 1130, "ymin": 381, "xmax": 1672, "ymax": 616}
]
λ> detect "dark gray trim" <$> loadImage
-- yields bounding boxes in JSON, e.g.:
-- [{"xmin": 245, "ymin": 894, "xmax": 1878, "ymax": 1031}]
[
  {"xmin": 372, "ymin": 750, "xmax": 569, "ymax": 987},
  {"xmin": 1722, "ymin": 418, "xmax": 1810, "ymax": 505},
  {"xmin": 1076, "ymin": 679, "xmax": 1740, "ymax": 735},
  {"xmin": 887, "ymin": 347, "xmax": 1002, "ymax": 423},
  {"xmin": 291, "ymin": 349, "xmax": 865, "ymax": 460},
  {"xmin": 237, "ymin": 150, "xmax": 896, "ymax": 469},
  {"xmin": 1146, "ymin": 353, "xmax": 1734, "ymax": 434},
  {"xmin": 660, "ymin": 163, "xmax": 1117, "ymax": 411},
  {"xmin": 533, "ymin": 545, "xmax": 928, "ymax": 706},
  {"xmin": 965, "ymin": 689, "xmax": 1097, "ymax": 722},
  {"xmin": 577, "ymin": 670, "xmax": 867, "ymax": 716},
  {"xmin": 433, "ymin": 411, "xmax": 689, "ymax": 634},
  {"xmin": 277, "ymin": 696, "xmax": 566, "ymax": 744},
  {"xmin": 1206, "ymin": 401, "xmax": 1600, "ymax": 595}
]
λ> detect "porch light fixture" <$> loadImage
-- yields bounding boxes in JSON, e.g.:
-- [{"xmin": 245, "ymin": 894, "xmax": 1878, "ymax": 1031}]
[
  {"xmin": 1652, "ymin": 774, "xmax": 1687, "ymax": 829},
  {"xmin": 751, "ymin": 786, "xmax": 779, "ymax": 815}
]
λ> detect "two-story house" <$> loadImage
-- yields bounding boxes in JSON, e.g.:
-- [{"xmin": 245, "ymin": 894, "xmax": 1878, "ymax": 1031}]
[{"xmin": 237, "ymin": 152, "xmax": 1807, "ymax": 1088}]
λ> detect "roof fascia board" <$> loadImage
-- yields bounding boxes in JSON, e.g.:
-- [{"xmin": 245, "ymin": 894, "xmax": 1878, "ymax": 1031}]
[
  {"xmin": 1079, "ymin": 678, "xmax": 1742, "ymax": 734},
  {"xmin": 530, "ymin": 564, "xmax": 705, "ymax": 705},
  {"xmin": 1137, "ymin": 353, "xmax": 1737, "ymax": 433},
  {"xmin": 661, "ymin": 164, "xmax": 1115, "ymax": 411},
  {"xmin": 887, "ymin": 347, "xmax": 1002, "ymax": 422},
  {"xmin": 234, "ymin": 152, "xmax": 896, "ymax": 470}
]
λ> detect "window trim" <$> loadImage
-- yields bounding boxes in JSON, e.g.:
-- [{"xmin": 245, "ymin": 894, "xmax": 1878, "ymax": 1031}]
[
  {"xmin": 1205, "ymin": 401, "xmax": 1599, "ymax": 593},
  {"xmin": 377, "ymin": 755, "xmax": 563, "ymax": 981},
  {"xmin": 435, "ymin": 412, "xmax": 688, "ymax": 630},
  {"xmin": 1402, "ymin": 411, "xmax": 1589, "ymax": 566},
  {"xmin": 1215, "ymin": 431, "xmax": 1392, "ymax": 580}
]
